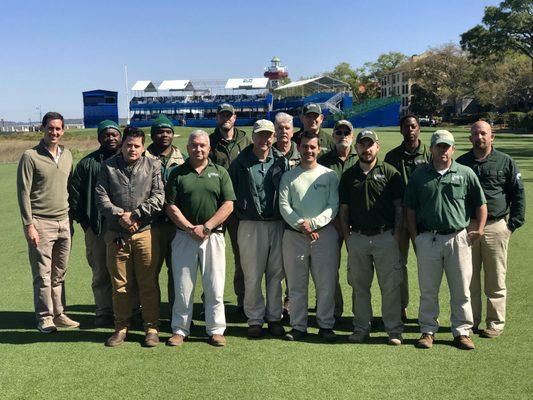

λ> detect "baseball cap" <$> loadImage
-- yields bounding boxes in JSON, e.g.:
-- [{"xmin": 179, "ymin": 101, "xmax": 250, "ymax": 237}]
[
  {"xmin": 217, "ymin": 103, "xmax": 235, "ymax": 114},
  {"xmin": 334, "ymin": 119, "xmax": 353, "ymax": 132},
  {"xmin": 431, "ymin": 130, "xmax": 455, "ymax": 146},
  {"xmin": 356, "ymin": 130, "xmax": 378, "ymax": 143},
  {"xmin": 302, "ymin": 103, "xmax": 321, "ymax": 115},
  {"xmin": 253, "ymin": 119, "xmax": 275, "ymax": 134}
]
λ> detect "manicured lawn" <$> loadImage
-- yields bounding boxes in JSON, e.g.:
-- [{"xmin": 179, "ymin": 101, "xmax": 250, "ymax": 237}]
[{"xmin": 0, "ymin": 126, "xmax": 531, "ymax": 399}]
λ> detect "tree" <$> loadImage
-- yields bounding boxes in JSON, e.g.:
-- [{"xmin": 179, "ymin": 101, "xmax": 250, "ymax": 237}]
[
  {"xmin": 409, "ymin": 84, "xmax": 442, "ymax": 116},
  {"xmin": 460, "ymin": 0, "xmax": 533, "ymax": 68},
  {"xmin": 324, "ymin": 62, "xmax": 379, "ymax": 101},
  {"xmin": 364, "ymin": 51, "xmax": 408, "ymax": 79}
]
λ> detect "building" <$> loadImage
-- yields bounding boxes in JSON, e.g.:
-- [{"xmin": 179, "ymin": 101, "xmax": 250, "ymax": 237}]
[{"xmin": 83, "ymin": 90, "xmax": 119, "ymax": 128}]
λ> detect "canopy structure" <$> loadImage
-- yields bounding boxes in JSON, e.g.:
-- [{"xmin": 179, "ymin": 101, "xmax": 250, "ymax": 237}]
[
  {"xmin": 158, "ymin": 80, "xmax": 195, "ymax": 91},
  {"xmin": 274, "ymin": 76, "xmax": 349, "ymax": 96},
  {"xmin": 131, "ymin": 80, "xmax": 157, "ymax": 92},
  {"xmin": 225, "ymin": 78, "xmax": 269, "ymax": 90}
]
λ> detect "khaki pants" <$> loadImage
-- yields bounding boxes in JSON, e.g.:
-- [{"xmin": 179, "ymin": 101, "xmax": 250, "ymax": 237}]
[
  {"xmin": 84, "ymin": 229, "xmax": 112, "ymax": 317},
  {"xmin": 28, "ymin": 217, "xmax": 70, "ymax": 322},
  {"xmin": 104, "ymin": 229, "xmax": 159, "ymax": 331},
  {"xmin": 282, "ymin": 224, "xmax": 339, "ymax": 332},
  {"xmin": 171, "ymin": 230, "xmax": 226, "ymax": 337},
  {"xmin": 346, "ymin": 230, "xmax": 403, "ymax": 334},
  {"xmin": 151, "ymin": 221, "xmax": 177, "ymax": 309},
  {"xmin": 470, "ymin": 218, "xmax": 511, "ymax": 331},
  {"xmin": 416, "ymin": 229, "xmax": 473, "ymax": 337},
  {"xmin": 238, "ymin": 220, "xmax": 284, "ymax": 326},
  {"xmin": 227, "ymin": 215, "xmax": 244, "ymax": 307}
]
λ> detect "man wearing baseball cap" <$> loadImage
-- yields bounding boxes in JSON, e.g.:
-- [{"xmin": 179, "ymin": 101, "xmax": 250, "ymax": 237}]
[
  {"xmin": 405, "ymin": 130, "xmax": 487, "ymax": 350},
  {"xmin": 209, "ymin": 103, "xmax": 252, "ymax": 313},
  {"xmin": 292, "ymin": 103, "xmax": 334, "ymax": 155},
  {"xmin": 339, "ymin": 130, "xmax": 405, "ymax": 345},
  {"xmin": 229, "ymin": 119, "xmax": 289, "ymax": 338}
]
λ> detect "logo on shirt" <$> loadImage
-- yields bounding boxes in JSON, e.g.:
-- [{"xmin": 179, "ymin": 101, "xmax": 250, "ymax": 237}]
[
  {"xmin": 451, "ymin": 175, "xmax": 465, "ymax": 184},
  {"xmin": 208, "ymin": 172, "xmax": 220, "ymax": 178},
  {"xmin": 373, "ymin": 173, "xmax": 385, "ymax": 180},
  {"xmin": 516, "ymin": 172, "xmax": 522, "ymax": 180}
]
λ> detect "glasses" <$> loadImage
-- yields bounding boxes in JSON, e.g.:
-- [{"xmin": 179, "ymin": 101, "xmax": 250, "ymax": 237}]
[{"xmin": 334, "ymin": 129, "xmax": 352, "ymax": 136}]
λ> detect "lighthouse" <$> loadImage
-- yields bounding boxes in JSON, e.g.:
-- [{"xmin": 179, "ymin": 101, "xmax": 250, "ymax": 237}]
[{"xmin": 264, "ymin": 56, "xmax": 289, "ymax": 90}]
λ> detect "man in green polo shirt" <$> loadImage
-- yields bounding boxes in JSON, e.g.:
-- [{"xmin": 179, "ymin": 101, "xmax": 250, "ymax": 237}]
[
  {"xmin": 384, "ymin": 114, "xmax": 431, "ymax": 320},
  {"xmin": 339, "ymin": 130, "xmax": 405, "ymax": 345},
  {"xmin": 318, "ymin": 119, "xmax": 358, "ymax": 319},
  {"xmin": 209, "ymin": 103, "xmax": 251, "ymax": 313},
  {"xmin": 165, "ymin": 130, "xmax": 236, "ymax": 347},
  {"xmin": 457, "ymin": 120, "xmax": 525, "ymax": 339},
  {"xmin": 274, "ymin": 112, "xmax": 300, "ymax": 169},
  {"xmin": 145, "ymin": 114, "xmax": 185, "ymax": 313},
  {"xmin": 405, "ymin": 130, "xmax": 487, "ymax": 350},
  {"xmin": 292, "ymin": 103, "xmax": 334, "ymax": 155}
]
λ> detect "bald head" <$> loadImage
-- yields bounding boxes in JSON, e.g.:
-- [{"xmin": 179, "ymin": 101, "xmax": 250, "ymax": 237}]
[{"xmin": 470, "ymin": 120, "xmax": 494, "ymax": 152}]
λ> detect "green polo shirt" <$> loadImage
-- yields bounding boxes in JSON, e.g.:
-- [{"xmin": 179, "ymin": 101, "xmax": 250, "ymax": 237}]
[
  {"xmin": 339, "ymin": 159, "xmax": 404, "ymax": 230},
  {"xmin": 457, "ymin": 148, "xmax": 525, "ymax": 231},
  {"xmin": 249, "ymin": 150, "xmax": 276, "ymax": 218},
  {"xmin": 384, "ymin": 140, "xmax": 431, "ymax": 185},
  {"xmin": 404, "ymin": 161, "xmax": 486, "ymax": 231},
  {"xmin": 318, "ymin": 146, "xmax": 358, "ymax": 179},
  {"xmin": 165, "ymin": 160, "xmax": 236, "ymax": 226}
]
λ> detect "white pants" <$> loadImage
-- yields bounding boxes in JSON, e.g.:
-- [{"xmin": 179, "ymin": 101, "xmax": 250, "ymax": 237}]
[
  {"xmin": 170, "ymin": 230, "xmax": 226, "ymax": 336},
  {"xmin": 238, "ymin": 220, "xmax": 284, "ymax": 326}
]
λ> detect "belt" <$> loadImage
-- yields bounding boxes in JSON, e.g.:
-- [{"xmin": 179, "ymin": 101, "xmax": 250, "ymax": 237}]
[
  {"xmin": 420, "ymin": 227, "xmax": 463, "ymax": 235},
  {"xmin": 487, "ymin": 215, "xmax": 504, "ymax": 222},
  {"xmin": 351, "ymin": 227, "xmax": 391, "ymax": 236}
]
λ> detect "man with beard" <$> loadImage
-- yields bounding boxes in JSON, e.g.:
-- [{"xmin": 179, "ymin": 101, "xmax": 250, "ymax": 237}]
[
  {"xmin": 145, "ymin": 115, "xmax": 184, "ymax": 312},
  {"xmin": 317, "ymin": 120, "xmax": 358, "ymax": 319},
  {"xmin": 292, "ymin": 103, "xmax": 334, "ymax": 155},
  {"xmin": 405, "ymin": 130, "xmax": 487, "ymax": 350},
  {"xmin": 384, "ymin": 115, "xmax": 431, "ymax": 320},
  {"xmin": 279, "ymin": 131, "xmax": 339, "ymax": 342},
  {"xmin": 457, "ymin": 121, "xmax": 525, "ymax": 339},
  {"xmin": 70, "ymin": 120, "xmax": 126, "ymax": 327},
  {"xmin": 209, "ymin": 103, "xmax": 251, "ymax": 313},
  {"xmin": 339, "ymin": 130, "xmax": 405, "ymax": 345}
]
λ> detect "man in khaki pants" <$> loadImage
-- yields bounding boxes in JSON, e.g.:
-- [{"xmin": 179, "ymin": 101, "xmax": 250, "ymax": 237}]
[
  {"xmin": 405, "ymin": 130, "xmax": 487, "ymax": 350},
  {"xmin": 339, "ymin": 130, "xmax": 405, "ymax": 345},
  {"xmin": 96, "ymin": 127, "xmax": 164, "ymax": 347},
  {"xmin": 17, "ymin": 111, "xmax": 80, "ymax": 333},
  {"xmin": 457, "ymin": 121, "xmax": 525, "ymax": 338}
]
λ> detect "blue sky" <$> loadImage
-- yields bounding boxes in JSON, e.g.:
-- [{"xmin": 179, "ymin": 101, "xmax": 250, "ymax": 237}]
[{"xmin": 0, "ymin": 0, "xmax": 499, "ymax": 122}]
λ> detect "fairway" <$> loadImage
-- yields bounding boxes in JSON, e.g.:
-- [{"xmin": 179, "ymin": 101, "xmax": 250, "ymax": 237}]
[{"xmin": 1, "ymin": 126, "xmax": 531, "ymax": 400}]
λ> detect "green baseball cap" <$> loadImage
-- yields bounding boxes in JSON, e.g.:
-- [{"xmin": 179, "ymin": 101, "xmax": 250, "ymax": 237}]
[
  {"xmin": 150, "ymin": 114, "xmax": 174, "ymax": 135},
  {"xmin": 97, "ymin": 120, "xmax": 121, "ymax": 138},
  {"xmin": 302, "ymin": 103, "xmax": 321, "ymax": 115},
  {"xmin": 334, "ymin": 119, "xmax": 353, "ymax": 132},
  {"xmin": 217, "ymin": 103, "xmax": 235, "ymax": 114},
  {"xmin": 253, "ymin": 119, "xmax": 275, "ymax": 134},
  {"xmin": 356, "ymin": 130, "xmax": 378, "ymax": 143},
  {"xmin": 431, "ymin": 130, "xmax": 455, "ymax": 146}
]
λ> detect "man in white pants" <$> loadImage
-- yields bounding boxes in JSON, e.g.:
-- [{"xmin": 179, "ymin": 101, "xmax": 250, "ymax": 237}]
[
  {"xmin": 229, "ymin": 120, "xmax": 289, "ymax": 338},
  {"xmin": 279, "ymin": 131, "xmax": 340, "ymax": 342},
  {"xmin": 165, "ymin": 130, "xmax": 235, "ymax": 347}
]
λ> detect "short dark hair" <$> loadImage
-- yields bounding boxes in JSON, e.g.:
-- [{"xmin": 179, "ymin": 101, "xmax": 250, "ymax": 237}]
[
  {"xmin": 42, "ymin": 112, "xmax": 64, "ymax": 129},
  {"xmin": 299, "ymin": 130, "xmax": 320, "ymax": 143},
  {"xmin": 399, "ymin": 114, "xmax": 419, "ymax": 127},
  {"xmin": 123, "ymin": 126, "xmax": 145, "ymax": 144}
]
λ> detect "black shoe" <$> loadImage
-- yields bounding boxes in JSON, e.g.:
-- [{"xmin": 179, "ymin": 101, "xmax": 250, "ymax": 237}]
[
  {"xmin": 318, "ymin": 328, "xmax": 337, "ymax": 343},
  {"xmin": 94, "ymin": 314, "xmax": 114, "ymax": 328},
  {"xmin": 284, "ymin": 329, "xmax": 307, "ymax": 341}
]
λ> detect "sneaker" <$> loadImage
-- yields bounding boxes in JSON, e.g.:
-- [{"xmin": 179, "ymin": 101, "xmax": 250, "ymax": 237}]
[
  {"xmin": 94, "ymin": 314, "xmax": 114, "ymax": 328},
  {"xmin": 53, "ymin": 314, "xmax": 80, "ymax": 328},
  {"xmin": 267, "ymin": 321, "xmax": 285, "ymax": 337},
  {"xmin": 318, "ymin": 328, "xmax": 337, "ymax": 343},
  {"xmin": 209, "ymin": 334, "xmax": 226, "ymax": 347},
  {"xmin": 284, "ymin": 329, "xmax": 307, "ymax": 341},
  {"xmin": 415, "ymin": 333, "xmax": 435, "ymax": 349},
  {"xmin": 454, "ymin": 335, "xmax": 475, "ymax": 350},
  {"xmin": 167, "ymin": 334, "xmax": 185, "ymax": 347},
  {"xmin": 37, "ymin": 319, "xmax": 57, "ymax": 334},
  {"xmin": 144, "ymin": 331, "xmax": 160, "ymax": 347},
  {"xmin": 106, "ymin": 329, "xmax": 127, "ymax": 347},
  {"xmin": 481, "ymin": 327, "xmax": 502, "ymax": 339},
  {"xmin": 348, "ymin": 331, "xmax": 369, "ymax": 344},
  {"xmin": 247, "ymin": 325, "xmax": 263, "ymax": 339},
  {"xmin": 388, "ymin": 333, "xmax": 403, "ymax": 346}
]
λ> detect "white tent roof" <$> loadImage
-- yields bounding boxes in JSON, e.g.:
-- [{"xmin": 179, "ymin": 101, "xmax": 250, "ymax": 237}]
[
  {"xmin": 225, "ymin": 78, "xmax": 269, "ymax": 89},
  {"xmin": 275, "ymin": 76, "xmax": 349, "ymax": 91},
  {"xmin": 158, "ymin": 80, "xmax": 194, "ymax": 91},
  {"xmin": 131, "ymin": 80, "xmax": 157, "ymax": 92}
]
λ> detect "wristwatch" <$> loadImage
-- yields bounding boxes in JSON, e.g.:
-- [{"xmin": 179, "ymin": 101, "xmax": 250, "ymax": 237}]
[{"xmin": 202, "ymin": 225, "xmax": 212, "ymax": 235}]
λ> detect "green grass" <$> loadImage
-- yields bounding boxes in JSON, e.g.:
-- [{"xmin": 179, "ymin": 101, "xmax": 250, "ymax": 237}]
[{"xmin": 1, "ymin": 126, "xmax": 532, "ymax": 399}]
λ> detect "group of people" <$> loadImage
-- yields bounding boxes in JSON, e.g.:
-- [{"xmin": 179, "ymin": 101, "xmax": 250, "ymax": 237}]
[{"xmin": 16, "ymin": 102, "xmax": 525, "ymax": 350}]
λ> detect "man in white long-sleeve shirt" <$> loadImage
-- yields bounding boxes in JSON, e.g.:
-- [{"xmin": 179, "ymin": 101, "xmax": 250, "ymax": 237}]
[{"xmin": 279, "ymin": 131, "xmax": 340, "ymax": 342}]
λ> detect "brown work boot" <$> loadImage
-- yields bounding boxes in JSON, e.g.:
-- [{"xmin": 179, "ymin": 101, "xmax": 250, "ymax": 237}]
[
  {"xmin": 144, "ymin": 330, "xmax": 160, "ymax": 347},
  {"xmin": 454, "ymin": 335, "xmax": 475, "ymax": 350},
  {"xmin": 415, "ymin": 333, "xmax": 435, "ymax": 349},
  {"xmin": 209, "ymin": 334, "xmax": 226, "ymax": 347},
  {"xmin": 481, "ymin": 327, "xmax": 502, "ymax": 339},
  {"xmin": 53, "ymin": 314, "xmax": 80, "ymax": 328},
  {"xmin": 167, "ymin": 334, "xmax": 185, "ymax": 347},
  {"xmin": 37, "ymin": 318, "xmax": 57, "ymax": 334},
  {"xmin": 268, "ymin": 321, "xmax": 285, "ymax": 337},
  {"xmin": 106, "ymin": 329, "xmax": 127, "ymax": 347}
]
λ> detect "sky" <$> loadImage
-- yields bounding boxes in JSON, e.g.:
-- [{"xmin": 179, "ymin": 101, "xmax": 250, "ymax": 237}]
[{"xmin": 0, "ymin": 0, "xmax": 500, "ymax": 122}]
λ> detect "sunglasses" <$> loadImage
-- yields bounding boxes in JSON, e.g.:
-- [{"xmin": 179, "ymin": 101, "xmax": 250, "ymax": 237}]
[{"xmin": 334, "ymin": 129, "xmax": 352, "ymax": 136}]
